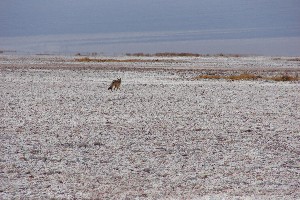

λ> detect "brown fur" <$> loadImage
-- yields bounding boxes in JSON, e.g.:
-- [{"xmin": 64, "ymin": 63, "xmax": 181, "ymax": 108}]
[{"xmin": 108, "ymin": 78, "xmax": 121, "ymax": 90}]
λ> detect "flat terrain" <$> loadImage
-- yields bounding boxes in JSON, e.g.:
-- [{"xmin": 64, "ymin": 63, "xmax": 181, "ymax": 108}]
[{"xmin": 1, "ymin": 55, "xmax": 300, "ymax": 199}]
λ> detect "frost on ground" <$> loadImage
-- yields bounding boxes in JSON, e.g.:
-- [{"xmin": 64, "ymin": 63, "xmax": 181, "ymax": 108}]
[{"xmin": 0, "ymin": 55, "xmax": 300, "ymax": 199}]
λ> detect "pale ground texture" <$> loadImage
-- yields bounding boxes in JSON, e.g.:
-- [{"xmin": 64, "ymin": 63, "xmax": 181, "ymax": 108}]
[{"xmin": 0, "ymin": 55, "xmax": 300, "ymax": 199}]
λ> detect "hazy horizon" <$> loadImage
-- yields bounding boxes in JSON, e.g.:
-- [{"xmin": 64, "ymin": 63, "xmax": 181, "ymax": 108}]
[{"xmin": 1, "ymin": 0, "xmax": 300, "ymax": 56}]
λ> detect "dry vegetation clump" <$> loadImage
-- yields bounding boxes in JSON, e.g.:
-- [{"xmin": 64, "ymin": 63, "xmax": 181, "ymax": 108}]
[
  {"xmin": 214, "ymin": 53, "xmax": 243, "ymax": 57},
  {"xmin": 272, "ymin": 57, "xmax": 282, "ymax": 61},
  {"xmin": 155, "ymin": 52, "xmax": 202, "ymax": 57},
  {"xmin": 269, "ymin": 75, "xmax": 299, "ymax": 81},
  {"xmin": 75, "ymin": 57, "xmax": 92, "ymax": 62},
  {"xmin": 74, "ymin": 57, "xmax": 166, "ymax": 63},
  {"xmin": 195, "ymin": 73, "xmax": 299, "ymax": 82},
  {"xmin": 126, "ymin": 52, "xmax": 202, "ymax": 57},
  {"xmin": 194, "ymin": 74, "xmax": 221, "ymax": 80},
  {"xmin": 194, "ymin": 73, "xmax": 258, "ymax": 81},
  {"xmin": 75, "ymin": 57, "xmax": 124, "ymax": 62},
  {"xmin": 227, "ymin": 73, "xmax": 259, "ymax": 81},
  {"xmin": 272, "ymin": 57, "xmax": 300, "ymax": 62},
  {"xmin": 125, "ymin": 52, "xmax": 152, "ymax": 57},
  {"xmin": 125, "ymin": 52, "xmax": 245, "ymax": 57},
  {"xmin": 286, "ymin": 58, "xmax": 300, "ymax": 62},
  {"xmin": 75, "ymin": 52, "xmax": 98, "ymax": 56}
]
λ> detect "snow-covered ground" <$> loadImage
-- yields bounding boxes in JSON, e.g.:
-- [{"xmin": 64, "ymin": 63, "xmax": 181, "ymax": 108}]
[{"xmin": 1, "ymin": 55, "xmax": 300, "ymax": 199}]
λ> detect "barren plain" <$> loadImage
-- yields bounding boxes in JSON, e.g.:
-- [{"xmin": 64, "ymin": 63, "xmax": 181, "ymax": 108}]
[{"xmin": 1, "ymin": 55, "xmax": 300, "ymax": 199}]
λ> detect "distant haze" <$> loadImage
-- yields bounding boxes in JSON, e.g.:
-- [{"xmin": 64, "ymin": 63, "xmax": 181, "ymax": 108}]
[{"xmin": 0, "ymin": 0, "xmax": 300, "ymax": 56}]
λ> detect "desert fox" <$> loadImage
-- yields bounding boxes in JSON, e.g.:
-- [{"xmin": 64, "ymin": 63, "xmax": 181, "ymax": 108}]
[{"xmin": 108, "ymin": 78, "xmax": 121, "ymax": 90}]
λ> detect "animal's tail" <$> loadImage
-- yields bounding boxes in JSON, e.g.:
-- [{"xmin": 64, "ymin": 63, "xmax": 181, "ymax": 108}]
[{"xmin": 108, "ymin": 85, "xmax": 112, "ymax": 90}]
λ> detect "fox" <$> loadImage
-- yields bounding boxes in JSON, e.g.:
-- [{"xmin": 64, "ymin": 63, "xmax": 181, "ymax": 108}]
[{"xmin": 108, "ymin": 78, "xmax": 121, "ymax": 90}]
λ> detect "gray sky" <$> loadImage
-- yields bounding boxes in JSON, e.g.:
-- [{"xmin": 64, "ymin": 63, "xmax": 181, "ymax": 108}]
[{"xmin": 0, "ymin": 0, "xmax": 299, "ymax": 55}]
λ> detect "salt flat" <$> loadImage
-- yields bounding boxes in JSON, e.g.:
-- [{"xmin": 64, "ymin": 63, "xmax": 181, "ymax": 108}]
[{"xmin": 0, "ymin": 55, "xmax": 299, "ymax": 199}]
